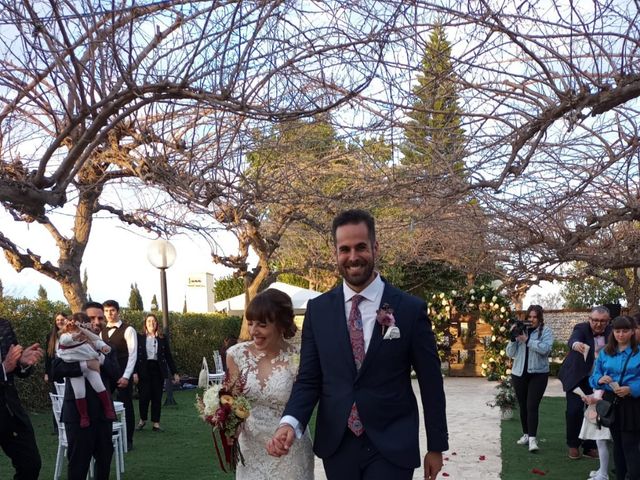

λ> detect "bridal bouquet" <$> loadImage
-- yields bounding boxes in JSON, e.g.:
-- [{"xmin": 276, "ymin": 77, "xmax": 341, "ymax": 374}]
[{"xmin": 195, "ymin": 371, "xmax": 251, "ymax": 472}]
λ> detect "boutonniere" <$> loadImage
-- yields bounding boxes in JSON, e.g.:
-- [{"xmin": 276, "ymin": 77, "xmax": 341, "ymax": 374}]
[{"xmin": 376, "ymin": 303, "xmax": 400, "ymax": 340}]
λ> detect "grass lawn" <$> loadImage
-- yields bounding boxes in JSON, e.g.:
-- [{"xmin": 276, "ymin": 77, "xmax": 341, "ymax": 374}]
[
  {"xmin": 501, "ymin": 396, "xmax": 609, "ymax": 480},
  {"xmin": 4, "ymin": 389, "xmax": 611, "ymax": 479},
  {"xmin": 1, "ymin": 389, "xmax": 236, "ymax": 480}
]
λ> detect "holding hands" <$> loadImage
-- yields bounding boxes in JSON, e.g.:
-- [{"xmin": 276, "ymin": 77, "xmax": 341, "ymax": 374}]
[{"xmin": 267, "ymin": 424, "xmax": 295, "ymax": 457}]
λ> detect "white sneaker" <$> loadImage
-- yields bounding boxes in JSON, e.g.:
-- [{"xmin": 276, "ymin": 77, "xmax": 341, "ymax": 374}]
[
  {"xmin": 528, "ymin": 437, "xmax": 539, "ymax": 452},
  {"xmin": 588, "ymin": 472, "xmax": 598, "ymax": 478},
  {"xmin": 516, "ymin": 434, "xmax": 529, "ymax": 445},
  {"xmin": 591, "ymin": 474, "xmax": 608, "ymax": 480}
]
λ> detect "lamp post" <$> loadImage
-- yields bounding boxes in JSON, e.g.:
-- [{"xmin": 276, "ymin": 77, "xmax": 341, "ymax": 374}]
[{"xmin": 147, "ymin": 239, "xmax": 177, "ymax": 405}]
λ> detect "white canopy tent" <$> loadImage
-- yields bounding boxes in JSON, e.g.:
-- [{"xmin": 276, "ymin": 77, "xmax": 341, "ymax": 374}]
[{"xmin": 213, "ymin": 281, "xmax": 322, "ymax": 316}]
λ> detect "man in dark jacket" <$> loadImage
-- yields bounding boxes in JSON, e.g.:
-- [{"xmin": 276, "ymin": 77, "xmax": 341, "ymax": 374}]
[
  {"xmin": 0, "ymin": 317, "xmax": 43, "ymax": 480},
  {"xmin": 558, "ymin": 306, "xmax": 611, "ymax": 459},
  {"xmin": 52, "ymin": 304, "xmax": 120, "ymax": 480}
]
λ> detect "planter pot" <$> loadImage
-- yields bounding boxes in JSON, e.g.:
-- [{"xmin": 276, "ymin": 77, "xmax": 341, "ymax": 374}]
[{"xmin": 500, "ymin": 408, "xmax": 514, "ymax": 420}]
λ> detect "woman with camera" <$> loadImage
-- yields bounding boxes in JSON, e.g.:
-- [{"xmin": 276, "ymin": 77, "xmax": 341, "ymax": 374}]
[
  {"xmin": 590, "ymin": 315, "xmax": 640, "ymax": 480},
  {"xmin": 506, "ymin": 305, "xmax": 554, "ymax": 453}
]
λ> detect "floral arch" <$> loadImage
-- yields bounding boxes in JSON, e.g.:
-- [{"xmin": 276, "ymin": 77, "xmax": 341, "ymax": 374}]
[{"xmin": 428, "ymin": 285, "xmax": 513, "ymax": 380}]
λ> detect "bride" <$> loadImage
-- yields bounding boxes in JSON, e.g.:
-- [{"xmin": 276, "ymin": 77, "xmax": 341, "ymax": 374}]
[{"xmin": 226, "ymin": 288, "xmax": 314, "ymax": 480}]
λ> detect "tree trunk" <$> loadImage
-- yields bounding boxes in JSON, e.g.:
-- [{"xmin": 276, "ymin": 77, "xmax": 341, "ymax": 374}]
[
  {"xmin": 60, "ymin": 275, "xmax": 86, "ymax": 312},
  {"xmin": 625, "ymin": 268, "xmax": 640, "ymax": 315}
]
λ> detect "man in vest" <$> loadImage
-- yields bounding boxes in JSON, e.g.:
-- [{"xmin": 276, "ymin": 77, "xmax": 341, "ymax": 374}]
[{"xmin": 102, "ymin": 300, "xmax": 137, "ymax": 451}]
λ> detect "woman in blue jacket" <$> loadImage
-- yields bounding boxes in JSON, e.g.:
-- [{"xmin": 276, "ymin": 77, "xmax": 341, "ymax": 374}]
[
  {"xmin": 590, "ymin": 315, "xmax": 640, "ymax": 480},
  {"xmin": 506, "ymin": 305, "xmax": 554, "ymax": 453}
]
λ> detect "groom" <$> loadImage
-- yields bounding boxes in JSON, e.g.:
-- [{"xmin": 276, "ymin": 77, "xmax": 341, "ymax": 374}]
[{"xmin": 268, "ymin": 209, "xmax": 448, "ymax": 480}]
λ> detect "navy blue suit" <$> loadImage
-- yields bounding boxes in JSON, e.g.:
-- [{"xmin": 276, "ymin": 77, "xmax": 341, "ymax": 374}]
[
  {"xmin": 283, "ymin": 282, "xmax": 448, "ymax": 475},
  {"xmin": 558, "ymin": 321, "xmax": 612, "ymax": 451},
  {"xmin": 52, "ymin": 351, "xmax": 120, "ymax": 480}
]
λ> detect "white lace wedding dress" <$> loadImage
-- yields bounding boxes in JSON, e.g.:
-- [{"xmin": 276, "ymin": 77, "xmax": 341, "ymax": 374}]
[{"xmin": 228, "ymin": 341, "xmax": 314, "ymax": 480}]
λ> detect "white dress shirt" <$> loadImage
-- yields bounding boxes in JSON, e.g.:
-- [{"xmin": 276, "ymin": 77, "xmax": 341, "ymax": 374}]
[
  {"xmin": 106, "ymin": 320, "xmax": 138, "ymax": 379},
  {"xmin": 281, "ymin": 273, "xmax": 385, "ymax": 436},
  {"xmin": 342, "ymin": 273, "xmax": 384, "ymax": 353},
  {"xmin": 146, "ymin": 336, "xmax": 158, "ymax": 360}
]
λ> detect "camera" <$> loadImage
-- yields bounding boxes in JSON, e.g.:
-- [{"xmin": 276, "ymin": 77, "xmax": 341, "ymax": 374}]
[{"xmin": 509, "ymin": 319, "xmax": 527, "ymax": 341}]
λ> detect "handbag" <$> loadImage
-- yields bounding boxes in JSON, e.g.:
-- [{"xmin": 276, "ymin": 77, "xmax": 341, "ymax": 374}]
[
  {"xmin": 595, "ymin": 398, "xmax": 616, "ymax": 428},
  {"xmin": 198, "ymin": 356, "xmax": 210, "ymax": 389},
  {"xmin": 595, "ymin": 352, "xmax": 634, "ymax": 428}
]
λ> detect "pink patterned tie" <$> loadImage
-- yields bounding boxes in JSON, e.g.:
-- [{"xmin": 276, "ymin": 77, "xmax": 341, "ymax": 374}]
[{"xmin": 347, "ymin": 294, "xmax": 365, "ymax": 436}]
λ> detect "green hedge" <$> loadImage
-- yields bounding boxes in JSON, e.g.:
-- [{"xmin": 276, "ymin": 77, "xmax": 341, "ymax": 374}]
[{"xmin": 0, "ymin": 298, "xmax": 241, "ymax": 411}]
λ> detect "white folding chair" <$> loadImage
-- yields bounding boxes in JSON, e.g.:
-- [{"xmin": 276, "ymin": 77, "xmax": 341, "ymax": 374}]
[
  {"xmin": 89, "ymin": 429, "xmax": 123, "ymax": 480},
  {"xmin": 50, "ymin": 393, "xmax": 123, "ymax": 480},
  {"xmin": 113, "ymin": 401, "xmax": 127, "ymax": 457},
  {"xmin": 54, "ymin": 381, "xmax": 66, "ymax": 396},
  {"xmin": 49, "ymin": 393, "xmax": 67, "ymax": 480},
  {"xmin": 202, "ymin": 355, "xmax": 224, "ymax": 385},
  {"xmin": 213, "ymin": 350, "xmax": 224, "ymax": 374}
]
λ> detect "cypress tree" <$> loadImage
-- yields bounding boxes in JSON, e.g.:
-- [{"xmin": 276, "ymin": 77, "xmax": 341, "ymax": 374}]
[
  {"xmin": 401, "ymin": 24, "xmax": 465, "ymax": 174},
  {"xmin": 37, "ymin": 284, "xmax": 48, "ymax": 300},
  {"xmin": 128, "ymin": 282, "xmax": 144, "ymax": 310},
  {"xmin": 150, "ymin": 294, "xmax": 159, "ymax": 311}
]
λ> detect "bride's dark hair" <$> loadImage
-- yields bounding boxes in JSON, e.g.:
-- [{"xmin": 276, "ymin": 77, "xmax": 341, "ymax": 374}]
[{"xmin": 246, "ymin": 288, "xmax": 297, "ymax": 339}]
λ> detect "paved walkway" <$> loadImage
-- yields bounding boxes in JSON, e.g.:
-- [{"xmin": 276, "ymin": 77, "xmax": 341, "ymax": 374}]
[{"xmin": 313, "ymin": 376, "xmax": 565, "ymax": 479}]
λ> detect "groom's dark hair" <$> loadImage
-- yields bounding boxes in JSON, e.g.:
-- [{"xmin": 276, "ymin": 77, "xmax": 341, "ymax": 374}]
[{"xmin": 331, "ymin": 209, "xmax": 376, "ymax": 246}]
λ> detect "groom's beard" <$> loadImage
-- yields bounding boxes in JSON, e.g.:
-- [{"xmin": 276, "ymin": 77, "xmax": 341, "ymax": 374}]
[{"xmin": 338, "ymin": 259, "xmax": 375, "ymax": 289}]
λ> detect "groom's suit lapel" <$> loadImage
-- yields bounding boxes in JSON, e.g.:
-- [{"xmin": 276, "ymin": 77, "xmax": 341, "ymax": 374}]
[{"xmin": 357, "ymin": 282, "xmax": 400, "ymax": 379}]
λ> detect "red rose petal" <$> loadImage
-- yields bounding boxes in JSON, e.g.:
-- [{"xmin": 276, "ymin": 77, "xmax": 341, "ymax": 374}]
[
  {"xmin": 479, "ymin": 455, "xmax": 486, "ymax": 460},
  {"xmin": 451, "ymin": 452, "xmax": 457, "ymax": 455},
  {"xmin": 531, "ymin": 468, "xmax": 546, "ymax": 475},
  {"xmin": 444, "ymin": 457, "xmax": 449, "ymax": 461},
  {"xmin": 442, "ymin": 473, "xmax": 449, "ymax": 477}
]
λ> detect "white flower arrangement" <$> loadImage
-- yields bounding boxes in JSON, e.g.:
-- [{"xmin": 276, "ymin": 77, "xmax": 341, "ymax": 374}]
[{"xmin": 201, "ymin": 384, "xmax": 222, "ymax": 417}]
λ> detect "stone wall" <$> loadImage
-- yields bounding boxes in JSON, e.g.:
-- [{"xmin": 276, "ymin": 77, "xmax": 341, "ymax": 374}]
[
  {"xmin": 516, "ymin": 308, "xmax": 628, "ymax": 343},
  {"xmin": 534, "ymin": 309, "xmax": 589, "ymax": 343}
]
